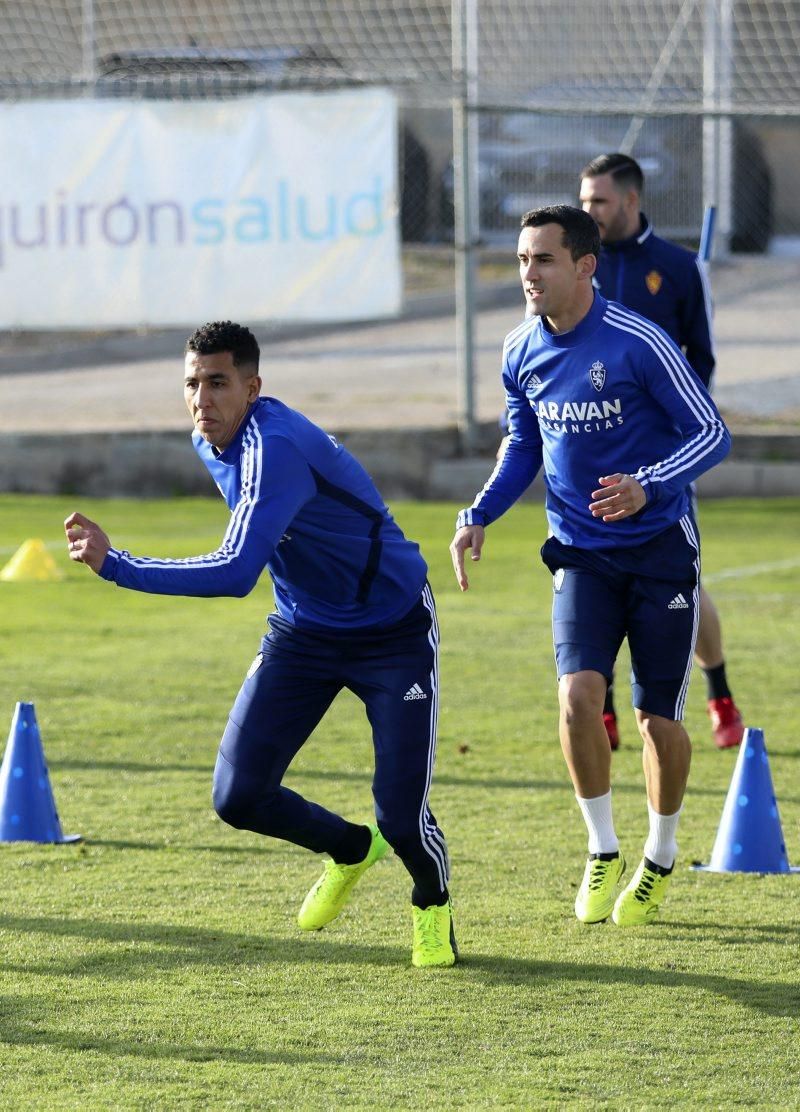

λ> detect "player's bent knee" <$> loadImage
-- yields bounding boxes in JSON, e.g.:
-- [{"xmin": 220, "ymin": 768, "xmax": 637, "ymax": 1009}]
[
  {"xmin": 212, "ymin": 764, "xmax": 277, "ymax": 830},
  {"xmin": 559, "ymin": 671, "xmax": 606, "ymax": 722},
  {"xmin": 213, "ymin": 781, "xmax": 253, "ymax": 828},
  {"xmin": 636, "ymin": 712, "xmax": 688, "ymax": 752}
]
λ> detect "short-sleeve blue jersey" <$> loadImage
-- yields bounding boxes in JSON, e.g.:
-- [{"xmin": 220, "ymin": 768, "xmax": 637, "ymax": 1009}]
[
  {"xmin": 458, "ymin": 293, "xmax": 730, "ymax": 549},
  {"xmin": 99, "ymin": 397, "xmax": 428, "ymax": 630}
]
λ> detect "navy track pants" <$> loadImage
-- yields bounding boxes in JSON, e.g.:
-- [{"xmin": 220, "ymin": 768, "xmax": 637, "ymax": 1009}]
[{"xmin": 212, "ymin": 583, "xmax": 449, "ymax": 898}]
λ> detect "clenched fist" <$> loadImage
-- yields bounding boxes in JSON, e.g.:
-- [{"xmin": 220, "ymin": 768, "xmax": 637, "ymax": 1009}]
[{"xmin": 64, "ymin": 511, "xmax": 111, "ymax": 574}]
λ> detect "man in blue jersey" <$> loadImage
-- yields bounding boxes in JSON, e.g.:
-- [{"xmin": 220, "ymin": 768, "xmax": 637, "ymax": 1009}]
[
  {"xmin": 450, "ymin": 206, "xmax": 730, "ymax": 926},
  {"xmin": 579, "ymin": 152, "xmax": 745, "ymax": 752},
  {"xmin": 65, "ymin": 320, "xmax": 456, "ymax": 968}
]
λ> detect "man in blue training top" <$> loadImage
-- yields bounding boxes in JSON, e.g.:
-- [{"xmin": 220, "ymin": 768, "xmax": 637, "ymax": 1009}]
[
  {"xmin": 65, "ymin": 320, "xmax": 456, "ymax": 968},
  {"xmin": 450, "ymin": 206, "xmax": 730, "ymax": 927},
  {"xmin": 579, "ymin": 152, "xmax": 745, "ymax": 752}
]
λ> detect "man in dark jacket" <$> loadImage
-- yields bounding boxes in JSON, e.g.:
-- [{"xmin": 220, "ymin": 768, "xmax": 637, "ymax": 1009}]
[{"xmin": 579, "ymin": 152, "xmax": 744, "ymax": 751}]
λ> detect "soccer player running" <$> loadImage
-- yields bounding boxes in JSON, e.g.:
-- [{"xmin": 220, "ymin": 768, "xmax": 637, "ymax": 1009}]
[
  {"xmin": 579, "ymin": 153, "xmax": 745, "ymax": 751},
  {"xmin": 450, "ymin": 207, "xmax": 731, "ymax": 926},
  {"xmin": 65, "ymin": 320, "xmax": 456, "ymax": 968}
]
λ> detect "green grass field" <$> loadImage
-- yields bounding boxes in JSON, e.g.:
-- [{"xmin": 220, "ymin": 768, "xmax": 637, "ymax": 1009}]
[{"xmin": 1, "ymin": 494, "xmax": 799, "ymax": 1109}]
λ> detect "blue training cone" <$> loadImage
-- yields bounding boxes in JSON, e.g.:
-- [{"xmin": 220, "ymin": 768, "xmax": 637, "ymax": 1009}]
[
  {"xmin": 693, "ymin": 727, "xmax": 798, "ymax": 874},
  {"xmin": 0, "ymin": 702, "xmax": 81, "ymax": 844}
]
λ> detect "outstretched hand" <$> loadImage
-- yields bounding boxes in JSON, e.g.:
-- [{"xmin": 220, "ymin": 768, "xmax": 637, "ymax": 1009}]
[
  {"xmin": 589, "ymin": 474, "xmax": 646, "ymax": 522},
  {"xmin": 64, "ymin": 511, "xmax": 111, "ymax": 573},
  {"xmin": 449, "ymin": 525, "xmax": 485, "ymax": 591}
]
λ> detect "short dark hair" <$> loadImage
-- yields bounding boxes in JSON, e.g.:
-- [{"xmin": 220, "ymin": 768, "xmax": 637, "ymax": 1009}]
[
  {"xmin": 580, "ymin": 152, "xmax": 644, "ymax": 195},
  {"xmin": 520, "ymin": 205, "xmax": 601, "ymax": 261},
  {"xmin": 185, "ymin": 320, "xmax": 260, "ymax": 374}
]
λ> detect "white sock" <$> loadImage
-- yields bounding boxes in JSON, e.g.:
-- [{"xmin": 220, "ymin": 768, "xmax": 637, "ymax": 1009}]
[
  {"xmin": 576, "ymin": 791, "xmax": 619, "ymax": 855},
  {"xmin": 643, "ymin": 802, "xmax": 682, "ymax": 870}
]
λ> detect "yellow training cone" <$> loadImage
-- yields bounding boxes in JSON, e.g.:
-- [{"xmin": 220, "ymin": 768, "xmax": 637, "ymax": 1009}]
[{"xmin": 0, "ymin": 539, "xmax": 63, "ymax": 582}]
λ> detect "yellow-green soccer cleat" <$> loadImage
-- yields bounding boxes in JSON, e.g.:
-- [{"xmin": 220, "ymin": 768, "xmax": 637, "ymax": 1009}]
[
  {"xmin": 612, "ymin": 857, "xmax": 673, "ymax": 927},
  {"xmin": 411, "ymin": 899, "xmax": 458, "ymax": 968},
  {"xmin": 575, "ymin": 852, "xmax": 626, "ymax": 923},
  {"xmin": 297, "ymin": 823, "xmax": 390, "ymax": 931}
]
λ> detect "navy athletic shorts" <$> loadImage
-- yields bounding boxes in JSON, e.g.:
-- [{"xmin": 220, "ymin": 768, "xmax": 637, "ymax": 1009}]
[{"xmin": 541, "ymin": 517, "xmax": 700, "ymax": 721}]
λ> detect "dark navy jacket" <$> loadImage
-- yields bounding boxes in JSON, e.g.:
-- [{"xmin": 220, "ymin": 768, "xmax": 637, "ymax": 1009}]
[{"xmin": 593, "ymin": 215, "xmax": 715, "ymax": 388}]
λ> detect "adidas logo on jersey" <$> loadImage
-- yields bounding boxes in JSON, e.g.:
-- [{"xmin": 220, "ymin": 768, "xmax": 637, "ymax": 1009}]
[
  {"xmin": 525, "ymin": 373, "xmax": 543, "ymax": 398},
  {"xmin": 668, "ymin": 593, "xmax": 689, "ymax": 609},
  {"xmin": 403, "ymin": 683, "xmax": 427, "ymax": 701}
]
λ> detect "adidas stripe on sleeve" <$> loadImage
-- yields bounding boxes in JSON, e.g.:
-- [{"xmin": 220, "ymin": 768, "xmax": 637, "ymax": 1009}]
[
  {"xmin": 604, "ymin": 304, "xmax": 730, "ymax": 504},
  {"xmin": 99, "ymin": 433, "xmax": 315, "ymax": 597}
]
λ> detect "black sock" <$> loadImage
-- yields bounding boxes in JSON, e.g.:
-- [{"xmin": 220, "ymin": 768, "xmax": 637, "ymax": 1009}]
[
  {"xmin": 702, "ymin": 661, "xmax": 732, "ymax": 701},
  {"xmin": 644, "ymin": 856, "xmax": 674, "ymax": 877},
  {"xmin": 603, "ymin": 681, "xmax": 616, "ymax": 716},
  {"xmin": 412, "ymin": 884, "xmax": 449, "ymax": 909},
  {"xmin": 331, "ymin": 823, "xmax": 372, "ymax": 865}
]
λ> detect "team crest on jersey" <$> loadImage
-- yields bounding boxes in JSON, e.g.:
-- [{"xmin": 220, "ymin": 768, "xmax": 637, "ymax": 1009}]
[
  {"xmin": 589, "ymin": 360, "xmax": 606, "ymax": 392},
  {"xmin": 646, "ymin": 270, "xmax": 663, "ymax": 295}
]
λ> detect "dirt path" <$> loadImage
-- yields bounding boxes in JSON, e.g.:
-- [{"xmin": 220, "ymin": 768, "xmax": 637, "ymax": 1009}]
[{"xmin": 5, "ymin": 257, "xmax": 799, "ymax": 435}]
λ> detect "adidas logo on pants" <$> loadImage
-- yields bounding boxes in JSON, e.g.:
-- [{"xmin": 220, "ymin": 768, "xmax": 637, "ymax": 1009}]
[{"xmin": 404, "ymin": 683, "xmax": 427, "ymax": 700}]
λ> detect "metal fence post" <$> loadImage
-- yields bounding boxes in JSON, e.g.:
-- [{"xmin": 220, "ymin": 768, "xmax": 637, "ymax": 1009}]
[
  {"xmin": 703, "ymin": 0, "xmax": 734, "ymax": 259},
  {"xmin": 452, "ymin": 0, "xmax": 479, "ymax": 452}
]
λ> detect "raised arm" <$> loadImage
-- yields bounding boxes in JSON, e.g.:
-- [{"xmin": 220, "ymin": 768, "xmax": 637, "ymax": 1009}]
[{"xmin": 65, "ymin": 436, "xmax": 316, "ymax": 598}]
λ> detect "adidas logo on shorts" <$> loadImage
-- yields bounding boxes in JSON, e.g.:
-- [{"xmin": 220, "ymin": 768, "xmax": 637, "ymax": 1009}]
[
  {"xmin": 668, "ymin": 593, "xmax": 689, "ymax": 610},
  {"xmin": 403, "ymin": 683, "xmax": 427, "ymax": 701}
]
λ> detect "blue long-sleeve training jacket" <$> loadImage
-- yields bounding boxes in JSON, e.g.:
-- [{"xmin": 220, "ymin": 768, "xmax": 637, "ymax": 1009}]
[
  {"xmin": 593, "ymin": 214, "xmax": 716, "ymax": 388},
  {"xmin": 99, "ymin": 397, "xmax": 428, "ymax": 630},
  {"xmin": 457, "ymin": 293, "xmax": 730, "ymax": 549}
]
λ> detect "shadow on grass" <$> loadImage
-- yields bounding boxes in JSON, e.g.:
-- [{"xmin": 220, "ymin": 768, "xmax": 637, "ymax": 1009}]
[
  {"xmin": 462, "ymin": 952, "xmax": 800, "ymax": 1019},
  {"xmin": 666, "ymin": 920, "xmax": 800, "ymax": 946},
  {"xmin": 87, "ymin": 838, "xmax": 266, "ymax": 854},
  {"xmin": 0, "ymin": 992, "xmax": 338, "ymax": 1066},
  {"xmin": 48, "ymin": 759, "xmax": 758, "ymax": 801},
  {"xmin": 51, "ymin": 759, "xmax": 211, "ymax": 774},
  {"xmin": 1, "ymin": 913, "xmax": 798, "ymax": 1019}
]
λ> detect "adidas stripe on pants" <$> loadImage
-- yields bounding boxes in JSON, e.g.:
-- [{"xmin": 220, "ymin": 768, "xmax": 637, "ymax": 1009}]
[
  {"xmin": 542, "ymin": 519, "xmax": 700, "ymax": 721},
  {"xmin": 212, "ymin": 586, "xmax": 450, "ymax": 901}
]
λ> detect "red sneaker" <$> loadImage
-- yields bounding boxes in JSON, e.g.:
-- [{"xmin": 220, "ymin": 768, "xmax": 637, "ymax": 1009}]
[
  {"xmin": 708, "ymin": 697, "xmax": 745, "ymax": 749},
  {"xmin": 603, "ymin": 712, "xmax": 620, "ymax": 751}
]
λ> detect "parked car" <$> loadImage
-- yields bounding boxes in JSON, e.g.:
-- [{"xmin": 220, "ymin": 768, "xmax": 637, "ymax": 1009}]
[
  {"xmin": 439, "ymin": 86, "xmax": 772, "ymax": 253},
  {"xmin": 95, "ymin": 45, "xmax": 357, "ymax": 95},
  {"xmin": 95, "ymin": 47, "xmax": 432, "ymax": 242}
]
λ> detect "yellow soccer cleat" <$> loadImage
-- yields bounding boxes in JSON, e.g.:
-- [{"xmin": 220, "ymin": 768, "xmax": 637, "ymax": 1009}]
[
  {"xmin": 612, "ymin": 857, "xmax": 673, "ymax": 926},
  {"xmin": 411, "ymin": 899, "xmax": 458, "ymax": 968},
  {"xmin": 298, "ymin": 823, "xmax": 390, "ymax": 931},
  {"xmin": 575, "ymin": 852, "xmax": 626, "ymax": 923}
]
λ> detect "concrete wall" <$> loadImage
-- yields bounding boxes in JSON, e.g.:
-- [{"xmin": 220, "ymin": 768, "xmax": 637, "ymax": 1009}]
[{"xmin": 1, "ymin": 426, "xmax": 797, "ymax": 501}]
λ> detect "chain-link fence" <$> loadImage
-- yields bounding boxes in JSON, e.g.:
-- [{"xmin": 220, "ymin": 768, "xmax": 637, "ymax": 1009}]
[
  {"xmin": 2, "ymin": 1, "xmax": 798, "ymax": 254},
  {"xmin": 2, "ymin": 2, "xmax": 798, "ymax": 445}
]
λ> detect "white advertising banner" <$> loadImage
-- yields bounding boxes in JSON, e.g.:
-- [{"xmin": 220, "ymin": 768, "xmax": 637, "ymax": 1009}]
[{"xmin": 0, "ymin": 90, "xmax": 401, "ymax": 328}]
